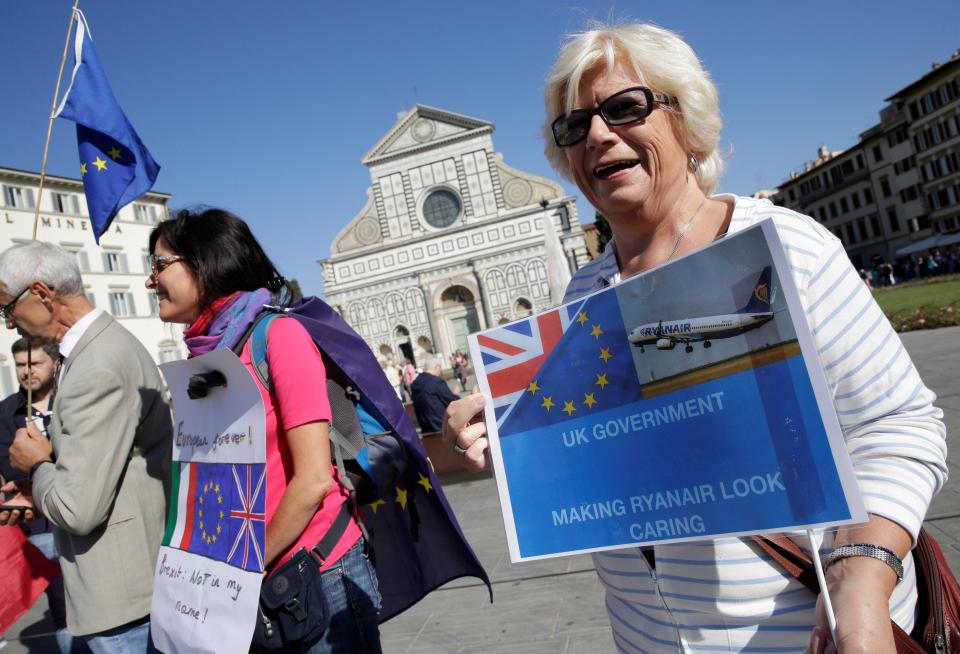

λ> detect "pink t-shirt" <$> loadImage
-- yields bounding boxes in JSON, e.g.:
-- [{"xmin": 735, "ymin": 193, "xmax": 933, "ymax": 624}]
[{"xmin": 239, "ymin": 316, "xmax": 361, "ymax": 571}]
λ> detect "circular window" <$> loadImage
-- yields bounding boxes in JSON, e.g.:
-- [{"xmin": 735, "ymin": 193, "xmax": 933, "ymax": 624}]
[{"xmin": 422, "ymin": 189, "xmax": 461, "ymax": 228}]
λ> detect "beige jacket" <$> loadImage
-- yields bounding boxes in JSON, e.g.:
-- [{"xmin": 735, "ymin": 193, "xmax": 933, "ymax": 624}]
[{"xmin": 31, "ymin": 312, "xmax": 171, "ymax": 635}]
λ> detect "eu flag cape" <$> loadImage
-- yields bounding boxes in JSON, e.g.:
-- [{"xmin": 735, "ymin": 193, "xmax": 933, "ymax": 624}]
[
  {"xmin": 282, "ymin": 297, "xmax": 491, "ymax": 621},
  {"xmin": 54, "ymin": 10, "xmax": 160, "ymax": 242}
]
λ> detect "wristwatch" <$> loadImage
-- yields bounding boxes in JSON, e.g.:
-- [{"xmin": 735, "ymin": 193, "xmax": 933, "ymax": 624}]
[
  {"xmin": 823, "ymin": 543, "xmax": 904, "ymax": 583},
  {"xmin": 28, "ymin": 459, "xmax": 52, "ymax": 482}
]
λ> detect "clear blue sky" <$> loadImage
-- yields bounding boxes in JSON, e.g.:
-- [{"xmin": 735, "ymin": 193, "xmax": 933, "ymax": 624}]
[{"xmin": 3, "ymin": 1, "xmax": 958, "ymax": 297}]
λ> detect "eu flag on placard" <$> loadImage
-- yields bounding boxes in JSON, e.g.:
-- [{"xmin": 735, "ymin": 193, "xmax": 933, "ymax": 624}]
[
  {"xmin": 184, "ymin": 463, "xmax": 266, "ymax": 573},
  {"xmin": 477, "ymin": 292, "xmax": 643, "ymax": 435},
  {"xmin": 54, "ymin": 10, "xmax": 159, "ymax": 243}
]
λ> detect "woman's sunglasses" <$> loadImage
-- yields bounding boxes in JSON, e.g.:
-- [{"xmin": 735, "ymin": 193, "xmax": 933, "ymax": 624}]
[
  {"xmin": 551, "ymin": 86, "xmax": 679, "ymax": 147},
  {"xmin": 148, "ymin": 254, "xmax": 186, "ymax": 278}
]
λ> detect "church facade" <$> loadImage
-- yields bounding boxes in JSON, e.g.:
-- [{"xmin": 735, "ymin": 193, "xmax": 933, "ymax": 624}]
[{"xmin": 320, "ymin": 105, "xmax": 590, "ymax": 365}]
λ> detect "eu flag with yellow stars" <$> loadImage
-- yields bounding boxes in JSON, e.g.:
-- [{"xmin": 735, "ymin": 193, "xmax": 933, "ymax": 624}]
[
  {"xmin": 500, "ymin": 291, "xmax": 643, "ymax": 436},
  {"xmin": 54, "ymin": 10, "xmax": 159, "ymax": 243}
]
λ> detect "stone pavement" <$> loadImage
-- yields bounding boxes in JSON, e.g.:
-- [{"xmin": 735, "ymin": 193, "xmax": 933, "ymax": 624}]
[{"xmin": 4, "ymin": 326, "xmax": 959, "ymax": 653}]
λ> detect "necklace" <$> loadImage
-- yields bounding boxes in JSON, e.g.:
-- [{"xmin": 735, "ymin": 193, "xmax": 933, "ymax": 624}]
[{"xmin": 664, "ymin": 196, "xmax": 707, "ymax": 262}]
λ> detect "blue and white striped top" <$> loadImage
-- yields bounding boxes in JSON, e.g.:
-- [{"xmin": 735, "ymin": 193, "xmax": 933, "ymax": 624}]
[{"xmin": 563, "ymin": 195, "xmax": 948, "ymax": 654}]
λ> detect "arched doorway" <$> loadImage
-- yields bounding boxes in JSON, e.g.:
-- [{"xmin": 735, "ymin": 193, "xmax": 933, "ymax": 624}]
[
  {"xmin": 438, "ymin": 285, "xmax": 481, "ymax": 357},
  {"xmin": 394, "ymin": 325, "xmax": 414, "ymax": 364},
  {"xmin": 514, "ymin": 297, "xmax": 533, "ymax": 319}
]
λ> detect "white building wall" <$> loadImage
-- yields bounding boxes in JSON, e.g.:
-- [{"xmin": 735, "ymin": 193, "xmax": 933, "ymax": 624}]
[
  {"xmin": 0, "ymin": 167, "xmax": 185, "ymax": 394},
  {"xmin": 322, "ymin": 106, "xmax": 588, "ymax": 367}
]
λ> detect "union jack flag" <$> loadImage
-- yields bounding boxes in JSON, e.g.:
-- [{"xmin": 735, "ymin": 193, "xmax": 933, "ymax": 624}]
[
  {"xmin": 476, "ymin": 301, "xmax": 584, "ymax": 426},
  {"xmin": 228, "ymin": 464, "xmax": 266, "ymax": 572}
]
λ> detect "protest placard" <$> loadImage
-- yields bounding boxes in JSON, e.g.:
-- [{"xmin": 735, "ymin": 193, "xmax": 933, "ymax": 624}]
[
  {"xmin": 150, "ymin": 349, "xmax": 266, "ymax": 654},
  {"xmin": 470, "ymin": 220, "xmax": 867, "ymax": 562}
]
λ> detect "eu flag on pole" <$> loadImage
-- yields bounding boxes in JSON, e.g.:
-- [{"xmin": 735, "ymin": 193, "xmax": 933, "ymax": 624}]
[{"xmin": 54, "ymin": 10, "xmax": 159, "ymax": 243}]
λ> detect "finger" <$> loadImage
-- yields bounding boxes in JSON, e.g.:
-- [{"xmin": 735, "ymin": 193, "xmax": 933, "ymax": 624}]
[
  {"xmin": 442, "ymin": 395, "xmax": 486, "ymax": 446},
  {"xmin": 0, "ymin": 509, "xmax": 20, "ymax": 526},
  {"xmin": 0, "ymin": 480, "xmax": 16, "ymax": 493},
  {"xmin": 455, "ymin": 421, "xmax": 488, "ymax": 451},
  {"xmin": 463, "ymin": 437, "xmax": 489, "ymax": 472},
  {"xmin": 25, "ymin": 420, "xmax": 43, "ymax": 439},
  {"xmin": 807, "ymin": 625, "xmax": 829, "ymax": 654},
  {"xmin": 22, "ymin": 509, "xmax": 36, "ymax": 522}
]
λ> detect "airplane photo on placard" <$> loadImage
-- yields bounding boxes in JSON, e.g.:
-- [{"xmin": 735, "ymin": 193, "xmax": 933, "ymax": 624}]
[
  {"xmin": 617, "ymin": 241, "xmax": 798, "ymax": 392},
  {"xmin": 470, "ymin": 221, "xmax": 864, "ymax": 562},
  {"xmin": 627, "ymin": 267, "xmax": 774, "ymax": 354}
]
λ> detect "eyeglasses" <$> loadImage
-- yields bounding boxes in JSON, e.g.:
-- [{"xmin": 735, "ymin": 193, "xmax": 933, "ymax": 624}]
[
  {"xmin": 0, "ymin": 287, "xmax": 29, "ymax": 321},
  {"xmin": 551, "ymin": 86, "xmax": 679, "ymax": 147},
  {"xmin": 148, "ymin": 254, "xmax": 186, "ymax": 278}
]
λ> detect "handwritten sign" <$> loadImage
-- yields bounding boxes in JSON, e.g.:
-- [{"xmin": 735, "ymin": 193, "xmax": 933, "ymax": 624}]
[
  {"xmin": 159, "ymin": 349, "xmax": 265, "ymax": 464},
  {"xmin": 151, "ymin": 350, "xmax": 266, "ymax": 654},
  {"xmin": 470, "ymin": 221, "xmax": 867, "ymax": 562}
]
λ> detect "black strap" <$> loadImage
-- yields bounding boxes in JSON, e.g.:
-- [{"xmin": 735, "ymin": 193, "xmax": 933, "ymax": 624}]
[{"xmin": 310, "ymin": 503, "xmax": 355, "ymax": 563}]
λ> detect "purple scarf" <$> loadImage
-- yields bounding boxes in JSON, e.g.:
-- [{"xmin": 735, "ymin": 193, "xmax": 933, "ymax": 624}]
[{"xmin": 183, "ymin": 288, "xmax": 273, "ymax": 356}]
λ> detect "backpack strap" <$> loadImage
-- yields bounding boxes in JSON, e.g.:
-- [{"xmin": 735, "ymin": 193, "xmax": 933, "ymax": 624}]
[
  {"xmin": 232, "ymin": 309, "xmax": 281, "ymax": 391},
  {"xmin": 249, "ymin": 312, "xmax": 280, "ymax": 392}
]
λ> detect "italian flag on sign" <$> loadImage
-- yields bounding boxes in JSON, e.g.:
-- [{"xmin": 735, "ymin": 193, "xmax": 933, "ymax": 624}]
[{"xmin": 162, "ymin": 460, "xmax": 266, "ymax": 573}]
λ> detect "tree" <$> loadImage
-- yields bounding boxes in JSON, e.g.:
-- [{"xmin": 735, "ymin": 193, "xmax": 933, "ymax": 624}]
[
  {"xmin": 287, "ymin": 278, "xmax": 303, "ymax": 301},
  {"xmin": 594, "ymin": 212, "xmax": 613, "ymax": 254}
]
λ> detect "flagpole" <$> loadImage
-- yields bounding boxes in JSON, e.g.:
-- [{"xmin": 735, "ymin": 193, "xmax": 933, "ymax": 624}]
[
  {"xmin": 27, "ymin": 0, "xmax": 80, "ymax": 413},
  {"xmin": 31, "ymin": 0, "xmax": 81, "ymax": 241}
]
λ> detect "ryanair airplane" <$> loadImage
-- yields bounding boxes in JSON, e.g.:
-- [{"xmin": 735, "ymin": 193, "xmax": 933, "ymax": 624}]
[{"xmin": 628, "ymin": 267, "xmax": 774, "ymax": 353}]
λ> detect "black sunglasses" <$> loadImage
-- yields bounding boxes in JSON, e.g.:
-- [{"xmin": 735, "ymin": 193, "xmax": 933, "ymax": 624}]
[
  {"xmin": 551, "ymin": 86, "xmax": 679, "ymax": 147},
  {"xmin": 0, "ymin": 286, "xmax": 29, "ymax": 321}
]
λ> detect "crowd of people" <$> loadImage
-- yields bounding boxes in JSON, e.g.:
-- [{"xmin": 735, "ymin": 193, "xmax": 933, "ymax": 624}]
[
  {"xmin": 861, "ymin": 245, "xmax": 960, "ymax": 288},
  {"xmin": 0, "ymin": 18, "xmax": 949, "ymax": 654}
]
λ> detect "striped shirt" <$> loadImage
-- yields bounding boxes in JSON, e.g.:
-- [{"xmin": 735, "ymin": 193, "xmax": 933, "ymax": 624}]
[{"xmin": 564, "ymin": 195, "xmax": 948, "ymax": 654}]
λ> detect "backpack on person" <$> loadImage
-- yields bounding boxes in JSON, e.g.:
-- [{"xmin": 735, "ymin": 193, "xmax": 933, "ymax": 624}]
[
  {"xmin": 234, "ymin": 311, "xmax": 410, "ymax": 519},
  {"xmin": 231, "ymin": 296, "xmax": 491, "ymax": 623}
]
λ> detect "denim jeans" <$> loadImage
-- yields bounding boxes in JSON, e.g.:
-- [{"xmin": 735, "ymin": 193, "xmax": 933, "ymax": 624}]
[
  {"xmin": 303, "ymin": 539, "xmax": 382, "ymax": 654},
  {"xmin": 27, "ymin": 532, "xmax": 91, "ymax": 654},
  {"xmin": 82, "ymin": 618, "xmax": 155, "ymax": 654}
]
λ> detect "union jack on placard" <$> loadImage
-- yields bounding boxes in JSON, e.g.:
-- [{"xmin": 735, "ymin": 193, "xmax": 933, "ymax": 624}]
[
  {"xmin": 476, "ymin": 301, "xmax": 585, "ymax": 426},
  {"xmin": 228, "ymin": 464, "xmax": 266, "ymax": 572}
]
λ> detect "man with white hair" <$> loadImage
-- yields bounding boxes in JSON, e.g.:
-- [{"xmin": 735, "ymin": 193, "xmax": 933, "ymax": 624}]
[
  {"xmin": 0, "ymin": 241, "xmax": 170, "ymax": 653},
  {"xmin": 410, "ymin": 354, "xmax": 460, "ymax": 433}
]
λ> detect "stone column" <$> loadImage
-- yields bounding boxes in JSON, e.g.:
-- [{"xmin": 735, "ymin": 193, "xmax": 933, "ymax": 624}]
[{"xmin": 470, "ymin": 260, "xmax": 494, "ymax": 330}]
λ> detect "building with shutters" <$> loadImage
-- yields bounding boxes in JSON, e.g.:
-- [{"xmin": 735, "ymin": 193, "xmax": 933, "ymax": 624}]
[
  {"xmin": 0, "ymin": 165, "xmax": 185, "ymax": 395},
  {"xmin": 773, "ymin": 49, "xmax": 960, "ymax": 267}
]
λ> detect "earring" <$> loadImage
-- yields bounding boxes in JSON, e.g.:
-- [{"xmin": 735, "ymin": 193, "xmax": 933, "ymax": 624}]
[{"xmin": 689, "ymin": 154, "xmax": 699, "ymax": 173}]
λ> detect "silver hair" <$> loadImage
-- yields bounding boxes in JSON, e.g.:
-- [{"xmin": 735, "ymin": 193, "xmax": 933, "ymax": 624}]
[
  {"xmin": 543, "ymin": 21, "xmax": 724, "ymax": 194},
  {"xmin": 424, "ymin": 354, "xmax": 444, "ymax": 371},
  {"xmin": 0, "ymin": 241, "xmax": 84, "ymax": 297}
]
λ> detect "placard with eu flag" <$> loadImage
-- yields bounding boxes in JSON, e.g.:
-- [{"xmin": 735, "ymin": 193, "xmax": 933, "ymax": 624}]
[
  {"xmin": 470, "ymin": 220, "xmax": 867, "ymax": 562},
  {"xmin": 150, "ymin": 349, "xmax": 267, "ymax": 654},
  {"xmin": 54, "ymin": 10, "xmax": 160, "ymax": 243}
]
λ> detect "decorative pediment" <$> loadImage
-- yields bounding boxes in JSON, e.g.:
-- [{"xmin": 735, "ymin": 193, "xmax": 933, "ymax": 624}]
[
  {"xmin": 362, "ymin": 104, "xmax": 494, "ymax": 165},
  {"xmin": 332, "ymin": 191, "xmax": 382, "ymax": 254},
  {"xmin": 495, "ymin": 155, "xmax": 565, "ymax": 208}
]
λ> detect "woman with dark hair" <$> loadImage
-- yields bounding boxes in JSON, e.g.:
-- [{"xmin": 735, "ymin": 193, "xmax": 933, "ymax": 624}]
[{"xmin": 146, "ymin": 207, "xmax": 382, "ymax": 653}]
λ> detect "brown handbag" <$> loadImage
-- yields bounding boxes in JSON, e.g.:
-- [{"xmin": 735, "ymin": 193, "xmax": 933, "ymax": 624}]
[{"xmin": 752, "ymin": 529, "xmax": 960, "ymax": 653}]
